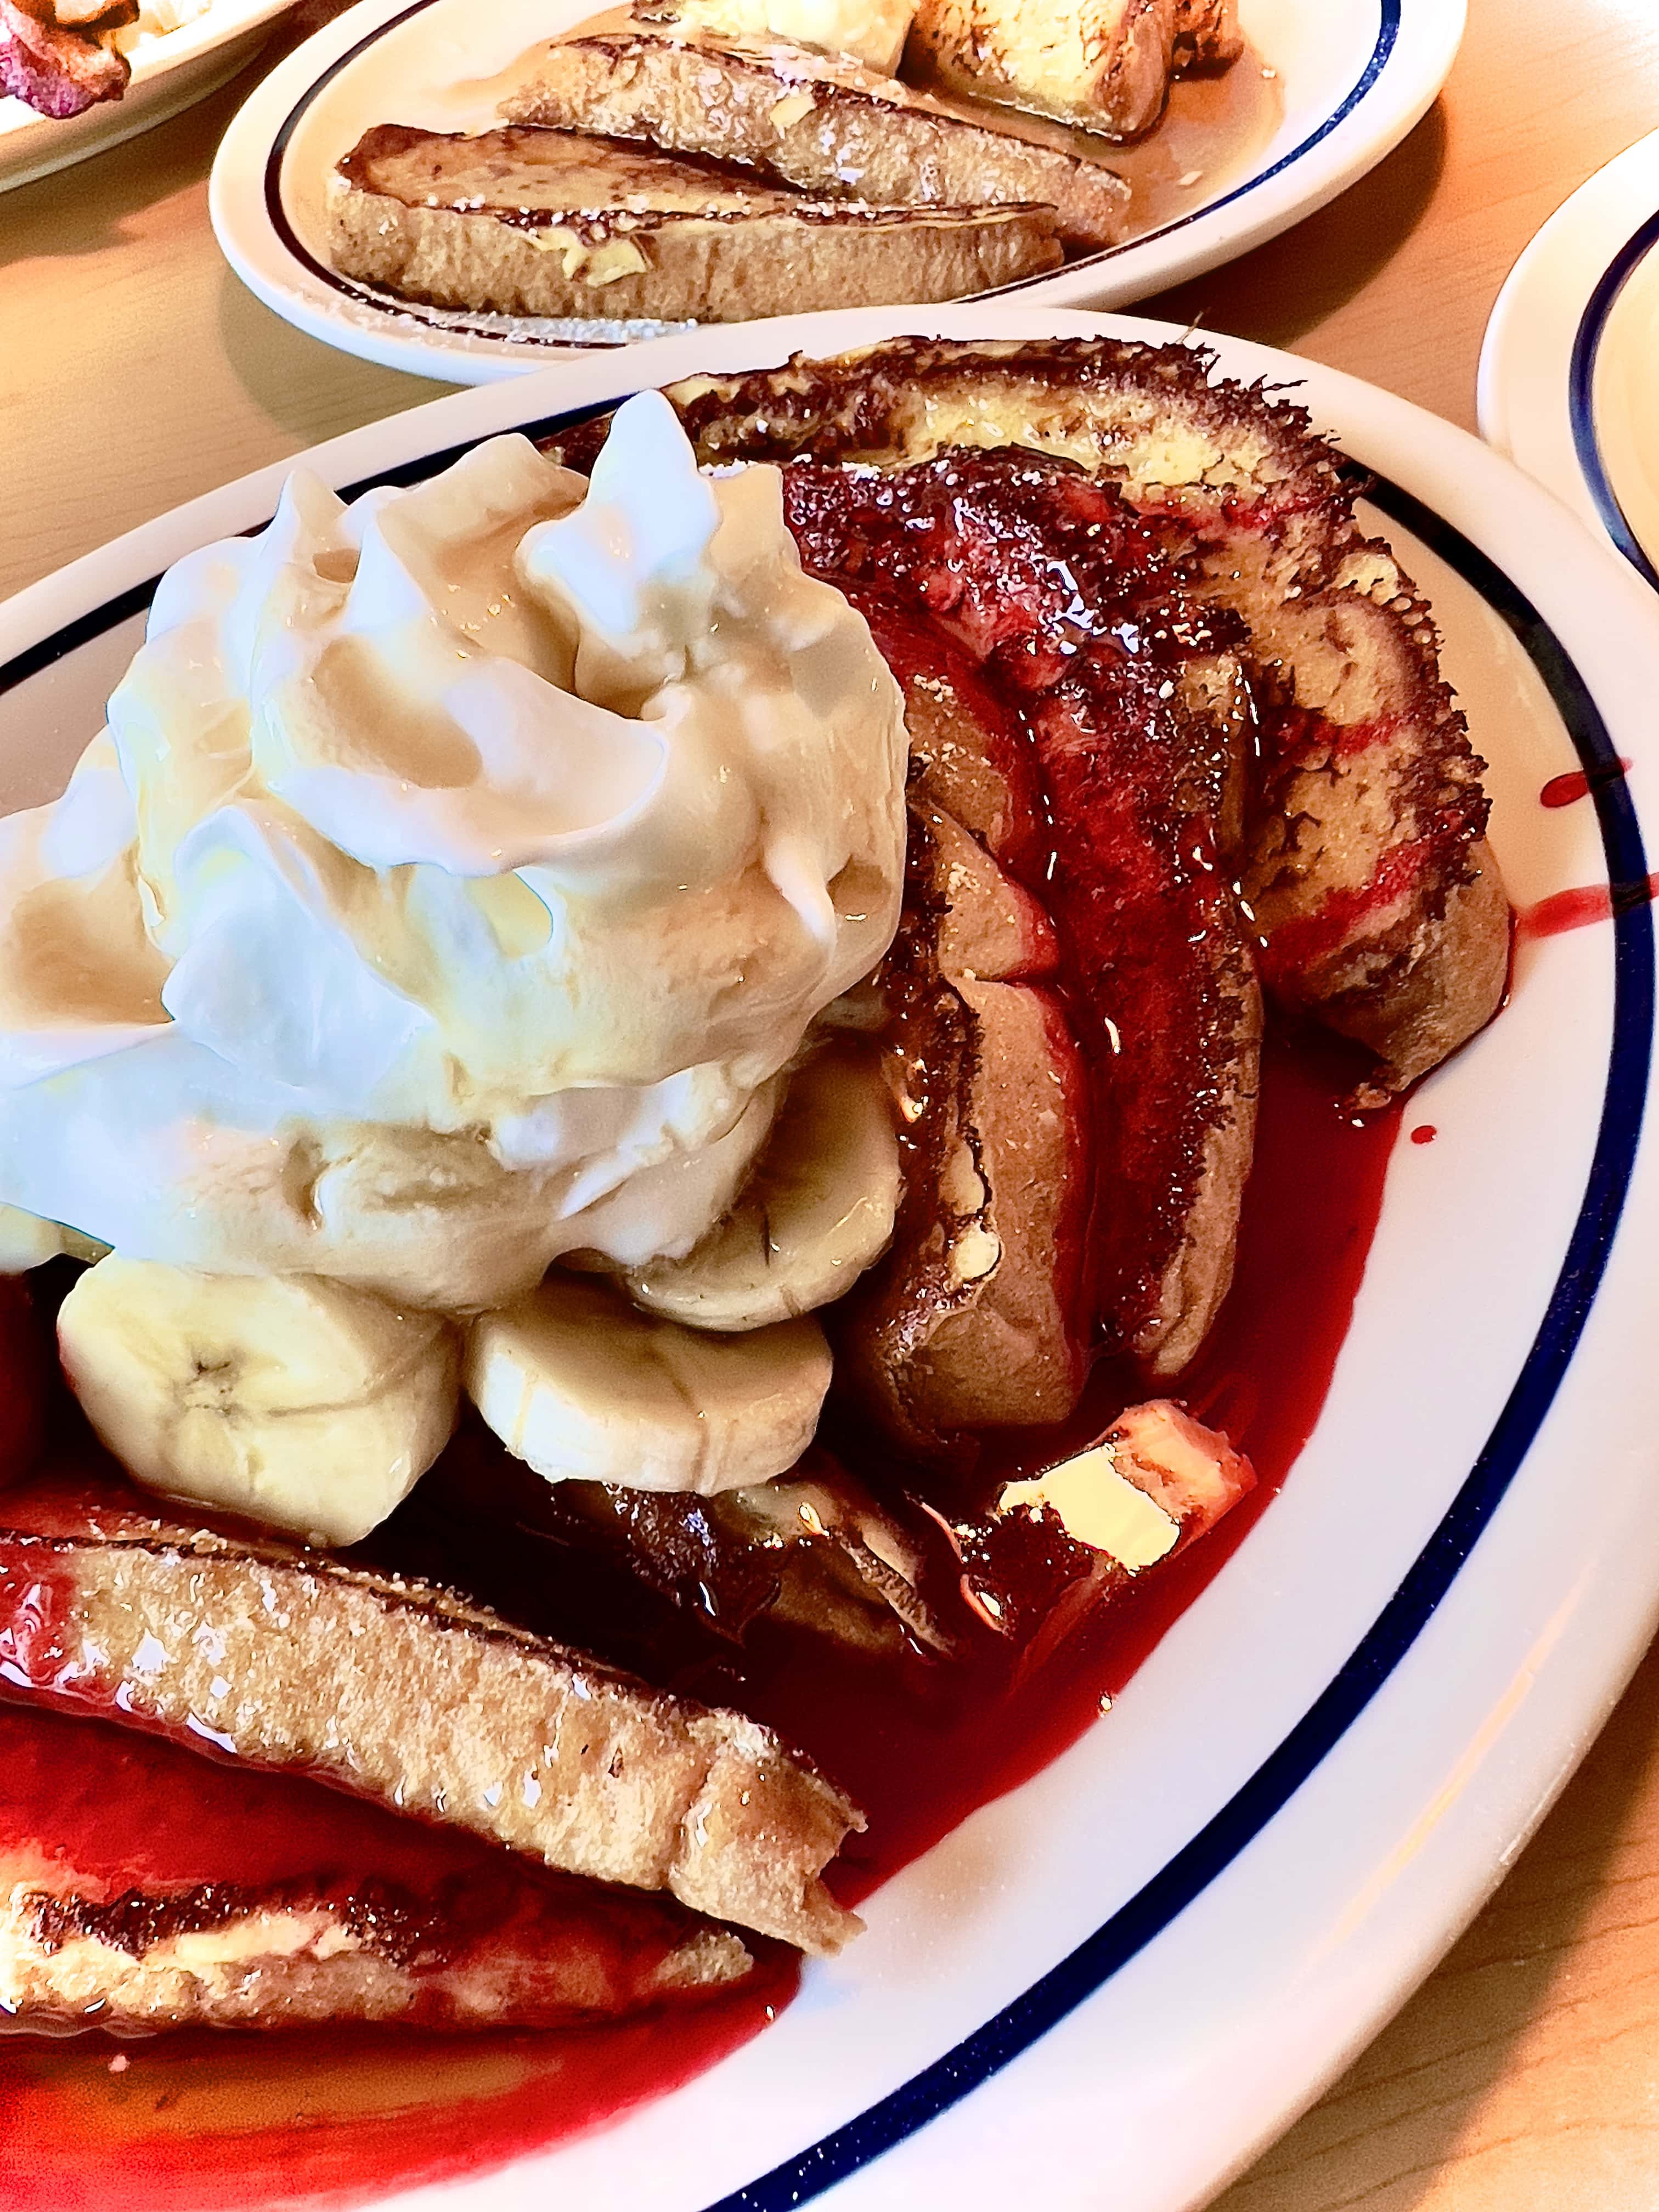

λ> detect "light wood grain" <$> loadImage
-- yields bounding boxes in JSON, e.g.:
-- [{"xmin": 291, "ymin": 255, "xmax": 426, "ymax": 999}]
[
  {"xmin": 1144, "ymin": 0, "xmax": 1659, "ymax": 431},
  {"xmin": 5, "ymin": 3, "xmax": 1659, "ymax": 2207},
  {"xmin": 1217, "ymin": 1632, "xmax": 1659, "ymax": 2212}
]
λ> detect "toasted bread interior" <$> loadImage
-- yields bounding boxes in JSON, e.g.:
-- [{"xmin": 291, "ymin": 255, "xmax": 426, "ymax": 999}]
[
  {"xmin": 0, "ymin": 1707, "xmax": 748, "ymax": 2034},
  {"xmin": 0, "ymin": 1468, "xmax": 862, "ymax": 1956},
  {"xmin": 329, "ymin": 120, "xmax": 1062, "ymax": 321}
]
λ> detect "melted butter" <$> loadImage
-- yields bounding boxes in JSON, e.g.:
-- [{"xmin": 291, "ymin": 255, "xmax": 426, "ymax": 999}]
[
  {"xmin": 523, "ymin": 228, "xmax": 652, "ymax": 285},
  {"xmin": 999, "ymin": 1446, "xmax": 1180, "ymax": 1571}
]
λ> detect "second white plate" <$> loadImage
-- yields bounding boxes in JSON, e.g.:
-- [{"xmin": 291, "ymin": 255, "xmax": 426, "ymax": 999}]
[
  {"xmin": 208, "ymin": 0, "xmax": 1463, "ymax": 383},
  {"xmin": 0, "ymin": 0, "xmax": 298, "ymax": 195},
  {"xmin": 1480, "ymin": 126, "xmax": 1659, "ymax": 591}
]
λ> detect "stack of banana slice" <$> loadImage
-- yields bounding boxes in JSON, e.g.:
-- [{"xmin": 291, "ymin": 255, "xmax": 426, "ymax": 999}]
[{"xmin": 57, "ymin": 1043, "xmax": 901, "ymax": 1546}]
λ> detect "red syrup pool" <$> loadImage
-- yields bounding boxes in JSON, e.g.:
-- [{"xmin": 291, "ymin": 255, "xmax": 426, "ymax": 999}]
[
  {"xmin": 0, "ymin": 1917, "xmax": 795, "ymax": 2212},
  {"xmin": 0, "ymin": 1034, "xmax": 1401, "ymax": 2211}
]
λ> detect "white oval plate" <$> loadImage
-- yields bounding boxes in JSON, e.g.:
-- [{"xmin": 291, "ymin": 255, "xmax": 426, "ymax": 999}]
[
  {"xmin": 0, "ymin": 0, "xmax": 298, "ymax": 195},
  {"xmin": 1479, "ymin": 126, "xmax": 1659, "ymax": 590},
  {"xmin": 5, "ymin": 303, "xmax": 1657, "ymax": 2212},
  {"xmin": 206, "ymin": 0, "xmax": 1462, "ymax": 384}
]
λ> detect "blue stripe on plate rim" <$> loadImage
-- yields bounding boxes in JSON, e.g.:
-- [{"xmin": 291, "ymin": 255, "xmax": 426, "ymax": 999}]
[
  {"xmin": 253, "ymin": 0, "xmax": 1401, "ymax": 338},
  {"xmin": 0, "ymin": 425, "xmax": 1647, "ymax": 2208},
  {"xmin": 1567, "ymin": 200, "xmax": 1659, "ymax": 593}
]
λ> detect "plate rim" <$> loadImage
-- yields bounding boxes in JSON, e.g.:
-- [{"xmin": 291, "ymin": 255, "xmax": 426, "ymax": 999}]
[
  {"xmin": 4, "ymin": 303, "xmax": 1658, "ymax": 2212},
  {"xmin": 0, "ymin": 0, "xmax": 300, "ymax": 186},
  {"xmin": 204, "ymin": 0, "xmax": 1465, "ymax": 386},
  {"xmin": 1479, "ymin": 124, "xmax": 1659, "ymax": 586}
]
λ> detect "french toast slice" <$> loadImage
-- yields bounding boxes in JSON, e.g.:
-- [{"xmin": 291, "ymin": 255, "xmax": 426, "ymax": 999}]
[
  {"xmin": 329, "ymin": 122, "xmax": 1060, "ymax": 323},
  {"xmin": 0, "ymin": 1708, "xmax": 748, "ymax": 2034},
  {"xmin": 400, "ymin": 1429, "xmax": 961, "ymax": 1662},
  {"xmin": 833, "ymin": 625, "xmax": 1092, "ymax": 1439},
  {"xmin": 907, "ymin": 0, "xmax": 1240, "ymax": 139},
  {"xmin": 499, "ymin": 32, "xmax": 1130, "ymax": 251},
  {"xmin": 779, "ymin": 450, "xmax": 1262, "ymax": 1383},
  {"xmin": 0, "ymin": 1466, "xmax": 862, "ymax": 1954},
  {"xmin": 907, "ymin": 0, "xmax": 1183, "ymax": 137},
  {"xmin": 665, "ymin": 337, "xmax": 1510, "ymax": 1101},
  {"xmin": 540, "ymin": 1397, "xmax": 1254, "ymax": 1667},
  {"xmin": 377, "ymin": 1393, "xmax": 1251, "ymax": 1671}
]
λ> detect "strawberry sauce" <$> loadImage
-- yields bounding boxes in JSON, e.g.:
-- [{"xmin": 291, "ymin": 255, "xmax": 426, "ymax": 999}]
[
  {"xmin": 0, "ymin": 1926, "xmax": 794, "ymax": 2212},
  {"xmin": 0, "ymin": 1034, "xmax": 1399, "ymax": 2212},
  {"xmin": 1539, "ymin": 758, "xmax": 1632, "ymax": 809},
  {"xmin": 1518, "ymin": 874, "xmax": 1659, "ymax": 939}
]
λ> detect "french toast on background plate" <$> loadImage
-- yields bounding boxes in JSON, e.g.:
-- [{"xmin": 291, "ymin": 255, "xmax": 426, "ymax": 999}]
[
  {"xmin": 322, "ymin": 0, "xmax": 1245, "ymax": 325},
  {"xmin": 0, "ymin": 330, "xmax": 1508, "ymax": 2062},
  {"xmin": 327, "ymin": 120, "xmax": 1066, "ymax": 324},
  {"xmin": 906, "ymin": 0, "xmax": 1244, "ymax": 137},
  {"xmin": 493, "ymin": 29, "xmax": 1135, "ymax": 250}
]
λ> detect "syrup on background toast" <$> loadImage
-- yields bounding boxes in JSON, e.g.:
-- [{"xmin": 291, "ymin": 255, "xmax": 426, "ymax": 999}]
[{"xmin": 905, "ymin": 34, "xmax": 1283, "ymax": 235}]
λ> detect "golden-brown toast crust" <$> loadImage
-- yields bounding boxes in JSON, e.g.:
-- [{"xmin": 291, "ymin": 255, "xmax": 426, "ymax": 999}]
[
  {"xmin": 329, "ymin": 123, "xmax": 1059, "ymax": 323},
  {"xmin": 907, "ymin": 0, "xmax": 1178, "ymax": 139},
  {"xmin": 500, "ymin": 31, "xmax": 1130, "ymax": 250},
  {"xmin": 0, "ymin": 1474, "xmax": 862, "ymax": 1954}
]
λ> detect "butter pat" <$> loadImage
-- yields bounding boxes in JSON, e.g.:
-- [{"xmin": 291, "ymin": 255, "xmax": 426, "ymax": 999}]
[
  {"xmin": 523, "ymin": 227, "xmax": 650, "ymax": 285},
  {"xmin": 999, "ymin": 1443, "xmax": 1181, "ymax": 1572}
]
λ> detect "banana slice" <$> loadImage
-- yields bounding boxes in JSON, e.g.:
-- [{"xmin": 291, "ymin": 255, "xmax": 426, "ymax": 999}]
[
  {"xmin": 624, "ymin": 1046, "xmax": 900, "ymax": 1331},
  {"xmin": 0, "ymin": 1204, "xmax": 108, "ymax": 1272},
  {"xmin": 466, "ymin": 1274, "xmax": 831, "ymax": 1494},
  {"xmin": 57, "ymin": 1258, "xmax": 459, "ymax": 1547}
]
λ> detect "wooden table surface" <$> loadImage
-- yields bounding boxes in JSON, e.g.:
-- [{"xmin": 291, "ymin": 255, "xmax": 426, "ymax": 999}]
[{"xmin": 5, "ymin": 1, "xmax": 1659, "ymax": 2204}]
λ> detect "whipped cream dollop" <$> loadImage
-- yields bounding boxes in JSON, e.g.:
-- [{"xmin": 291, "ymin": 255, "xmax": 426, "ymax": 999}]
[{"xmin": 0, "ymin": 394, "xmax": 908, "ymax": 1308}]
